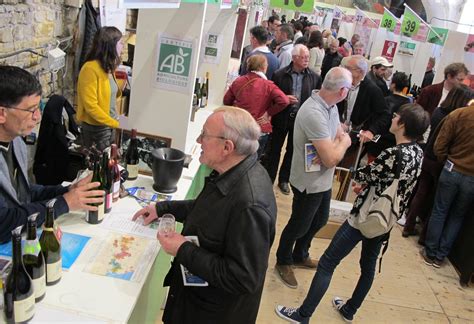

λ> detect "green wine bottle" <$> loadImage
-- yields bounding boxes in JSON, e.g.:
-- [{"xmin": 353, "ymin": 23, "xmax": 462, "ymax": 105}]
[
  {"xmin": 4, "ymin": 225, "xmax": 35, "ymax": 323},
  {"xmin": 23, "ymin": 213, "xmax": 46, "ymax": 302},
  {"xmin": 39, "ymin": 199, "xmax": 62, "ymax": 286},
  {"xmin": 87, "ymin": 155, "xmax": 105, "ymax": 224}
]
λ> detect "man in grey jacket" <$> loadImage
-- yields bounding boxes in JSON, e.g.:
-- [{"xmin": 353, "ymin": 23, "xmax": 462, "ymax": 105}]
[{"xmin": 0, "ymin": 66, "xmax": 103, "ymax": 243}]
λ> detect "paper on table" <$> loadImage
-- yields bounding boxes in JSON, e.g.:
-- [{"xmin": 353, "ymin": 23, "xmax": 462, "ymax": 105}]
[{"xmin": 99, "ymin": 198, "xmax": 158, "ymax": 239}]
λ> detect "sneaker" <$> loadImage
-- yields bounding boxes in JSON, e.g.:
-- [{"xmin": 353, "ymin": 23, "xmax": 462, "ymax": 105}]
[
  {"xmin": 294, "ymin": 257, "xmax": 318, "ymax": 269},
  {"xmin": 397, "ymin": 216, "xmax": 406, "ymax": 226},
  {"xmin": 420, "ymin": 248, "xmax": 434, "ymax": 266},
  {"xmin": 332, "ymin": 297, "xmax": 353, "ymax": 323},
  {"xmin": 433, "ymin": 258, "xmax": 445, "ymax": 268},
  {"xmin": 275, "ymin": 264, "xmax": 298, "ymax": 289},
  {"xmin": 274, "ymin": 305, "xmax": 309, "ymax": 324},
  {"xmin": 278, "ymin": 182, "xmax": 291, "ymax": 195}
]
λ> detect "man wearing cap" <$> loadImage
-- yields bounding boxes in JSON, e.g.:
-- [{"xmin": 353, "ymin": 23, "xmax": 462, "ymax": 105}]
[{"xmin": 366, "ymin": 56, "xmax": 393, "ymax": 96}]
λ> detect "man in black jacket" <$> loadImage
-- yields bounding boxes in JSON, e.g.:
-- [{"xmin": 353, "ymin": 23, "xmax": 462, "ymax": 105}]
[
  {"xmin": 321, "ymin": 37, "xmax": 343, "ymax": 81},
  {"xmin": 133, "ymin": 107, "xmax": 277, "ymax": 324},
  {"xmin": 264, "ymin": 44, "xmax": 322, "ymax": 195},
  {"xmin": 365, "ymin": 56, "xmax": 393, "ymax": 96},
  {"xmin": 337, "ymin": 55, "xmax": 390, "ymax": 169}
]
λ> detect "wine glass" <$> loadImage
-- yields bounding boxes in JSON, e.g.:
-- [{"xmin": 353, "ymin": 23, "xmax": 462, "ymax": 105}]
[{"xmin": 158, "ymin": 214, "xmax": 175, "ymax": 237}]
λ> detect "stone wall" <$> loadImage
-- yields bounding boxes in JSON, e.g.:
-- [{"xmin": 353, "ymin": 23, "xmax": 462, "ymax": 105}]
[{"xmin": 0, "ymin": 1, "xmax": 137, "ymax": 102}]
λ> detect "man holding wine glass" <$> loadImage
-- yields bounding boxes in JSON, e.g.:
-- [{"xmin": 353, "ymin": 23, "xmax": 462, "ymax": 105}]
[
  {"xmin": 0, "ymin": 66, "xmax": 104, "ymax": 243},
  {"xmin": 133, "ymin": 107, "xmax": 277, "ymax": 324}
]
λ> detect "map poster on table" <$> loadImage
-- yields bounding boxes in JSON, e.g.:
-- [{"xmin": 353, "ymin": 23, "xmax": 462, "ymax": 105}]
[
  {"xmin": 153, "ymin": 33, "xmax": 196, "ymax": 94},
  {"xmin": 84, "ymin": 233, "xmax": 159, "ymax": 282}
]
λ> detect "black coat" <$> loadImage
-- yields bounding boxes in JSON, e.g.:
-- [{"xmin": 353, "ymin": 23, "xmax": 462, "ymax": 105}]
[
  {"xmin": 271, "ymin": 63, "xmax": 322, "ymax": 129},
  {"xmin": 158, "ymin": 154, "xmax": 277, "ymax": 324},
  {"xmin": 34, "ymin": 95, "xmax": 79, "ymax": 185},
  {"xmin": 337, "ymin": 78, "xmax": 391, "ymax": 155}
]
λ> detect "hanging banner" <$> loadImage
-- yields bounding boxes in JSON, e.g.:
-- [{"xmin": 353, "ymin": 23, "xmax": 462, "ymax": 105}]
[
  {"xmin": 153, "ymin": 33, "xmax": 196, "ymax": 94},
  {"xmin": 269, "ymin": 0, "xmax": 314, "ymax": 13},
  {"xmin": 119, "ymin": 0, "xmax": 180, "ymax": 8},
  {"xmin": 354, "ymin": 8, "xmax": 364, "ymax": 25},
  {"xmin": 427, "ymin": 27, "xmax": 449, "ymax": 46},
  {"xmin": 398, "ymin": 40, "xmax": 416, "ymax": 56},
  {"xmin": 381, "ymin": 40, "xmax": 397, "ymax": 62},
  {"xmin": 221, "ymin": 0, "xmax": 232, "ymax": 9},
  {"xmin": 380, "ymin": 8, "xmax": 397, "ymax": 32},
  {"xmin": 401, "ymin": 6, "xmax": 421, "ymax": 37},
  {"xmin": 333, "ymin": 6, "xmax": 343, "ymax": 20}
]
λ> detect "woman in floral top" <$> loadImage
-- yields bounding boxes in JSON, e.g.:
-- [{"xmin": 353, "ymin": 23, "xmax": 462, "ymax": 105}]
[{"xmin": 275, "ymin": 104, "xmax": 430, "ymax": 324}]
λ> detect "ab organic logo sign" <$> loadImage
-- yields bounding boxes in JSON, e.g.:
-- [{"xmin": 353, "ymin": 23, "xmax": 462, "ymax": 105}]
[{"xmin": 155, "ymin": 35, "xmax": 194, "ymax": 92}]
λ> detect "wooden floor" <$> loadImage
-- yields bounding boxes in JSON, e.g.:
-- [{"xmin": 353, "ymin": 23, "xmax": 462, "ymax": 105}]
[{"xmin": 257, "ymin": 185, "xmax": 474, "ymax": 324}]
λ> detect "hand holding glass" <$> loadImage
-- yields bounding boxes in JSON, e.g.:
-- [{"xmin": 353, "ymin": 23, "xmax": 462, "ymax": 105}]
[{"xmin": 158, "ymin": 214, "xmax": 175, "ymax": 237}]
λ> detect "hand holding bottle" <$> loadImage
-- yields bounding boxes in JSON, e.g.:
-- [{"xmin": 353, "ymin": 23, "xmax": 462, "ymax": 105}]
[{"xmin": 63, "ymin": 175, "xmax": 104, "ymax": 211}]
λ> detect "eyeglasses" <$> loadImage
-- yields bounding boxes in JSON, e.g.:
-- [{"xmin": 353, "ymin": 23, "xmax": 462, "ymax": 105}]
[
  {"xmin": 3, "ymin": 104, "xmax": 41, "ymax": 118},
  {"xmin": 295, "ymin": 55, "xmax": 310, "ymax": 60},
  {"xmin": 198, "ymin": 129, "xmax": 226, "ymax": 141},
  {"xmin": 392, "ymin": 112, "xmax": 399, "ymax": 119}
]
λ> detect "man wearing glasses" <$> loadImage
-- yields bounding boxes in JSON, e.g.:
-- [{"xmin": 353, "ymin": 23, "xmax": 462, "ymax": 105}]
[
  {"xmin": 133, "ymin": 107, "xmax": 277, "ymax": 324},
  {"xmin": 0, "ymin": 66, "xmax": 104, "ymax": 243}
]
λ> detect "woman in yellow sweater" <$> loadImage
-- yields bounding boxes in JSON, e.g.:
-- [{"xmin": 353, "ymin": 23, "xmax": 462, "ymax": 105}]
[{"xmin": 77, "ymin": 26, "xmax": 123, "ymax": 151}]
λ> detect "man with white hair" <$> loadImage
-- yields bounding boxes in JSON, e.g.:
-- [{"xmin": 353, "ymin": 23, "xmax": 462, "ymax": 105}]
[
  {"xmin": 264, "ymin": 44, "xmax": 322, "ymax": 195},
  {"xmin": 275, "ymin": 67, "xmax": 352, "ymax": 289},
  {"xmin": 338, "ymin": 55, "xmax": 390, "ymax": 167},
  {"xmin": 321, "ymin": 36, "xmax": 342, "ymax": 80},
  {"xmin": 133, "ymin": 107, "xmax": 277, "ymax": 323}
]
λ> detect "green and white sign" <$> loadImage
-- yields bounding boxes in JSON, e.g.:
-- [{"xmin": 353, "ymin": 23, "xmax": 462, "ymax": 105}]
[
  {"xmin": 380, "ymin": 9, "xmax": 396, "ymax": 32},
  {"xmin": 401, "ymin": 9, "xmax": 420, "ymax": 37},
  {"xmin": 427, "ymin": 27, "xmax": 448, "ymax": 46},
  {"xmin": 398, "ymin": 41, "xmax": 416, "ymax": 56},
  {"xmin": 202, "ymin": 33, "xmax": 222, "ymax": 65},
  {"xmin": 155, "ymin": 33, "xmax": 195, "ymax": 93},
  {"xmin": 270, "ymin": 0, "xmax": 314, "ymax": 13}
]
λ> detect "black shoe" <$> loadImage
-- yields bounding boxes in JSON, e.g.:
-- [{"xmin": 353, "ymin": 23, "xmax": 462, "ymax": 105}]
[
  {"xmin": 402, "ymin": 229, "xmax": 418, "ymax": 238},
  {"xmin": 278, "ymin": 182, "xmax": 290, "ymax": 195}
]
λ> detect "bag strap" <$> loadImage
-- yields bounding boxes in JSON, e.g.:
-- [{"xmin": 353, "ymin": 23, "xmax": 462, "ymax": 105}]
[
  {"xmin": 235, "ymin": 77, "xmax": 258, "ymax": 97},
  {"xmin": 394, "ymin": 148, "xmax": 402, "ymax": 180},
  {"xmin": 378, "ymin": 231, "xmax": 391, "ymax": 273}
]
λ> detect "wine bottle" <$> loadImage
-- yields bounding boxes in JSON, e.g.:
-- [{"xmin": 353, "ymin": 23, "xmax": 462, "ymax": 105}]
[
  {"xmin": 102, "ymin": 152, "xmax": 113, "ymax": 214},
  {"xmin": 193, "ymin": 77, "xmax": 201, "ymax": 107},
  {"xmin": 39, "ymin": 200, "xmax": 62, "ymax": 286},
  {"xmin": 125, "ymin": 129, "xmax": 139, "ymax": 181},
  {"xmin": 110, "ymin": 144, "xmax": 121, "ymax": 202},
  {"xmin": 86, "ymin": 156, "xmax": 105, "ymax": 224},
  {"xmin": 4, "ymin": 225, "xmax": 35, "ymax": 323},
  {"xmin": 23, "ymin": 213, "xmax": 46, "ymax": 303},
  {"xmin": 200, "ymin": 74, "xmax": 208, "ymax": 108}
]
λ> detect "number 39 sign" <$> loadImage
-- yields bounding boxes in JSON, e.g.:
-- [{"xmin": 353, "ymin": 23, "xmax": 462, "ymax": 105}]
[
  {"xmin": 270, "ymin": 0, "xmax": 314, "ymax": 13},
  {"xmin": 401, "ymin": 9, "xmax": 420, "ymax": 37}
]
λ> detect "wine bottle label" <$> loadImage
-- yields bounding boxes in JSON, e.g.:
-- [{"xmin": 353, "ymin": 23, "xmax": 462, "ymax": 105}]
[
  {"xmin": 54, "ymin": 223, "xmax": 63, "ymax": 241},
  {"xmin": 113, "ymin": 181, "xmax": 120, "ymax": 199},
  {"xmin": 23, "ymin": 239, "xmax": 41, "ymax": 257},
  {"xmin": 97, "ymin": 204, "xmax": 105, "ymax": 221},
  {"xmin": 105, "ymin": 193, "xmax": 113, "ymax": 210},
  {"xmin": 127, "ymin": 164, "xmax": 139, "ymax": 179},
  {"xmin": 46, "ymin": 259, "xmax": 62, "ymax": 283},
  {"xmin": 32, "ymin": 274, "xmax": 46, "ymax": 299},
  {"xmin": 13, "ymin": 292, "xmax": 35, "ymax": 323}
]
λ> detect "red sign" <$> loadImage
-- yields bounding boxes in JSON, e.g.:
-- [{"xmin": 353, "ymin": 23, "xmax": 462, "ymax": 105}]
[{"xmin": 381, "ymin": 40, "xmax": 397, "ymax": 62}]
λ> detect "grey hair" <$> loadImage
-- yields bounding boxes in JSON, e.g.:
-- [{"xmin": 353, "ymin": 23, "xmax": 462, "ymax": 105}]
[
  {"xmin": 327, "ymin": 35, "xmax": 339, "ymax": 46},
  {"xmin": 291, "ymin": 44, "xmax": 308, "ymax": 57},
  {"xmin": 342, "ymin": 55, "xmax": 368, "ymax": 75},
  {"xmin": 322, "ymin": 67, "xmax": 352, "ymax": 91},
  {"xmin": 214, "ymin": 106, "xmax": 260, "ymax": 156}
]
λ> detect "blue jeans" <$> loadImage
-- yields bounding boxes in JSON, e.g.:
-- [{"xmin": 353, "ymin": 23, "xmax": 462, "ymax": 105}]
[
  {"xmin": 299, "ymin": 221, "xmax": 385, "ymax": 320},
  {"xmin": 276, "ymin": 187, "xmax": 331, "ymax": 265},
  {"xmin": 425, "ymin": 168, "xmax": 474, "ymax": 261}
]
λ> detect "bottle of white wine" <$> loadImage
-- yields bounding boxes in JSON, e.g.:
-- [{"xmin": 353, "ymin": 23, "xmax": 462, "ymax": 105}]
[
  {"xmin": 200, "ymin": 73, "xmax": 209, "ymax": 108},
  {"xmin": 125, "ymin": 129, "xmax": 139, "ymax": 181},
  {"xmin": 39, "ymin": 199, "xmax": 62, "ymax": 286},
  {"xmin": 4, "ymin": 225, "xmax": 35, "ymax": 323},
  {"xmin": 23, "ymin": 213, "xmax": 46, "ymax": 303}
]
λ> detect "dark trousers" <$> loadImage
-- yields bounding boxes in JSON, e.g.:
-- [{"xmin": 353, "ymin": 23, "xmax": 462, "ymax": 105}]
[
  {"xmin": 404, "ymin": 157, "xmax": 442, "ymax": 240},
  {"xmin": 257, "ymin": 133, "xmax": 270, "ymax": 159},
  {"xmin": 425, "ymin": 168, "xmax": 474, "ymax": 261},
  {"xmin": 81, "ymin": 123, "xmax": 115, "ymax": 152},
  {"xmin": 263, "ymin": 113, "xmax": 295, "ymax": 184},
  {"xmin": 276, "ymin": 187, "xmax": 331, "ymax": 265},
  {"xmin": 299, "ymin": 221, "xmax": 385, "ymax": 319}
]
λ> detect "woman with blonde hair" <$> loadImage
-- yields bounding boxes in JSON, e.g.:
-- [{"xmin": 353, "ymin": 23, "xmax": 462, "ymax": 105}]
[{"xmin": 224, "ymin": 54, "xmax": 289, "ymax": 157}]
